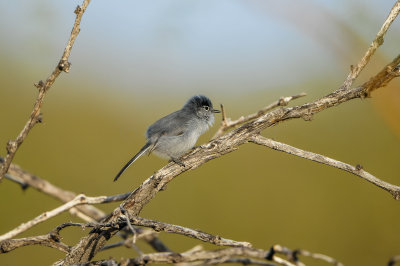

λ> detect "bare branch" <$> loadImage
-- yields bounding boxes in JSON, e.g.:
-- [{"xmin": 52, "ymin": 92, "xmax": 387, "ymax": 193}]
[
  {"xmin": 2, "ymin": 159, "xmax": 173, "ymax": 253},
  {"xmin": 0, "ymin": 234, "xmax": 70, "ymax": 254},
  {"xmin": 341, "ymin": 0, "xmax": 400, "ymax": 90},
  {"xmin": 249, "ymin": 135, "xmax": 400, "ymax": 200},
  {"xmin": 208, "ymin": 258, "xmax": 275, "ymax": 266},
  {"xmin": 127, "ymin": 216, "xmax": 252, "ymax": 248},
  {"xmin": 0, "ymin": 223, "xmax": 164, "ymax": 255},
  {"xmin": 61, "ymin": 50, "xmax": 400, "ymax": 264},
  {"xmin": 363, "ymin": 54, "xmax": 400, "ymax": 95},
  {"xmin": 78, "ymin": 257, "xmax": 277, "ymax": 266},
  {"xmin": 213, "ymin": 93, "xmax": 307, "ymax": 139},
  {"xmin": 0, "ymin": 193, "xmax": 129, "ymax": 241},
  {"xmin": 125, "ymin": 247, "xmax": 295, "ymax": 266},
  {"xmin": 100, "ymin": 229, "xmax": 158, "ymax": 252},
  {"xmin": 0, "ymin": 0, "xmax": 91, "ymax": 181},
  {"xmin": 119, "ymin": 206, "xmax": 143, "ymax": 255},
  {"xmin": 1, "ymin": 210, "xmax": 250, "ymax": 254},
  {"xmin": 57, "ymin": 216, "xmax": 251, "ymax": 248},
  {"xmin": 272, "ymin": 244, "xmax": 343, "ymax": 266},
  {"xmin": 0, "ymin": 1, "xmax": 388, "ymax": 263},
  {"xmin": 2, "ymin": 158, "xmax": 107, "ymax": 221}
]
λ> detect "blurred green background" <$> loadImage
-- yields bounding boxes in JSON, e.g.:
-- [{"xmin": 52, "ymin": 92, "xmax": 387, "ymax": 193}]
[{"xmin": 1, "ymin": 0, "xmax": 400, "ymax": 265}]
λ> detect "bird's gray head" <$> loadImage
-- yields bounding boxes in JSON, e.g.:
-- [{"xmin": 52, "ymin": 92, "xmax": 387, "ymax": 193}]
[{"xmin": 183, "ymin": 95, "xmax": 220, "ymax": 125}]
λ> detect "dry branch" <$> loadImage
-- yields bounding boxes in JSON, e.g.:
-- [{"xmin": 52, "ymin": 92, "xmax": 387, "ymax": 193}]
[
  {"xmin": 207, "ymin": 258, "xmax": 275, "ymax": 266},
  {"xmin": 272, "ymin": 244, "xmax": 343, "ymax": 266},
  {"xmin": 0, "ymin": 193, "xmax": 129, "ymax": 242},
  {"xmin": 0, "ymin": 211, "xmax": 250, "ymax": 254},
  {"xmin": 0, "ymin": 0, "xmax": 91, "ymax": 181},
  {"xmin": 100, "ymin": 229, "xmax": 165, "ymax": 252},
  {"xmin": 1, "ymin": 0, "xmax": 399, "ymax": 265},
  {"xmin": 0, "ymin": 221, "xmax": 166, "ymax": 255},
  {"xmin": 0, "ymin": 234, "xmax": 70, "ymax": 254},
  {"xmin": 39, "ymin": 216, "xmax": 251, "ymax": 249},
  {"xmin": 1, "ymin": 159, "xmax": 172, "ymax": 253},
  {"xmin": 213, "ymin": 93, "xmax": 307, "ymax": 139},
  {"xmin": 2, "ymin": 158, "xmax": 107, "ymax": 221},
  {"xmin": 61, "ymin": 51, "xmax": 400, "ymax": 264},
  {"xmin": 126, "ymin": 216, "xmax": 251, "ymax": 248},
  {"xmin": 341, "ymin": 0, "xmax": 400, "ymax": 90},
  {"xmin": 249, "ymin": 135, "xmax": 400, "ymax": 200},
  {"xmin": 113, "ymin": 247, "xmax": 295, "ymax": 266}
]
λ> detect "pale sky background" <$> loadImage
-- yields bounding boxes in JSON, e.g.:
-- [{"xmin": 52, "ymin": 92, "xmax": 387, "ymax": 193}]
[{"xmin": 1, "ymin": 0, "xmax": 398, "ymax": 99}]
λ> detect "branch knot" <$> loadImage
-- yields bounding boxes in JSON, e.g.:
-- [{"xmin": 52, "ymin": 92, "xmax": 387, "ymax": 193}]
[
  {"xmin": 6, "ymin": 140, "xmax": 17, "ymax": 154},
  {"xmin": 74, "ymin": 5, "xmax": 82, "ymax": 15},
  {"xmin": 58, "ymin": 60, "xmax": 71, "ymax": 73}
]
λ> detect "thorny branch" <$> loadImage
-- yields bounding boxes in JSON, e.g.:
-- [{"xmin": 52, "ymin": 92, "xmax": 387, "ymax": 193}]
[{"xmin": 0, "ymin": 0, "xmax": 91, "ymax": 181}]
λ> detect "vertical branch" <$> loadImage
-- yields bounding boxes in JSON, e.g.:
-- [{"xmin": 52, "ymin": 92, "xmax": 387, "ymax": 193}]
[{"xmin": 0, "ymin": 0, "xmax": 91, "ymax": 181}]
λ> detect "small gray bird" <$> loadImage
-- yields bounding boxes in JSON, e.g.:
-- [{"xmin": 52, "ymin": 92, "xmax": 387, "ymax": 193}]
[{"xmin": 114, "ymin": 95, "xmax": 220, "ymax": 181}]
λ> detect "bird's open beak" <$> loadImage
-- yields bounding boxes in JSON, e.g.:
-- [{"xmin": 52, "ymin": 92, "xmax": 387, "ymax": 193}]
[{"xmin": 212, "ymin": 108, "xmax": 221, "ymax": 113}]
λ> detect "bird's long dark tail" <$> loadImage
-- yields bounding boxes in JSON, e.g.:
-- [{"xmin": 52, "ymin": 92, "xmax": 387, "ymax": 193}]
[{"xmin": 113, "ymin": 142, "xmax": 151, "ymax": 182}]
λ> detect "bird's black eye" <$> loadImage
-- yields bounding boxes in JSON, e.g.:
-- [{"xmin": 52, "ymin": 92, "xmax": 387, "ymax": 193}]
[{"xmin": 203, "ymin": 105, "xmax": 209, "ymax": 111}]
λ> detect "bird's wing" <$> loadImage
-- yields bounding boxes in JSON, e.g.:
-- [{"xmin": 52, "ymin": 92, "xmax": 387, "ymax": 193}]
[{"xmin": 146, "ymin": 110, "xmax": 188, "ymax": 139}]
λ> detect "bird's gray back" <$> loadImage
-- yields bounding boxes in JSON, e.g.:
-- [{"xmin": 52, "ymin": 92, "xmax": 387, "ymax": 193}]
[{"xmin": 146, "ymin": 110, "xmax": 191, "ymax": 140}]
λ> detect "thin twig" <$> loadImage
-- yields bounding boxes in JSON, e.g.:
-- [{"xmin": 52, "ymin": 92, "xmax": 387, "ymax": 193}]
[
  {"xmin": 249, "ymin": 135, "xmax": 400, "ymax": 200},
  {"xmin": 272, "ymin": 244, "xmax": 344, "ymax": 266},
  {"xmin": 2, "ymin": 157, "xmax": 107, "ymax": 221},
  {"xmin": 213, "ymin": 93, "xmax": 307, "ymax": 139},
  {"xmin": 0, "ymin": 223, "xmax": 158, "ymax": 254},
  {"xmin": 0, "ymin": 0, "xmax": 91, "ymax": 181},
  {"xmin": 2, "ymin": 159, "xmax": 173, "ymax": 253},
  {"xmin": 341, "ymin": 0, "xmax": 400, "ymax": 90},
  {"xmin": 0, "ymin": 212, "xmax": 250, "ymax": 254},
  {"xmin": 208, "ymin": 258, "xmax": 276, "ymax": 266},
  {"xmin": 0, "ymin": 234, "xmax": 70, "ymax": 254},
  {"xmin": 119, "ymin": 205, "xmax": 143, "ymax": 255},
  {"xmin": 100, "ymin": 236, "xmax": 153, "ymax": 252},
  {"xmin": 0, "ymin": 193, "xmax": 129, "ymax": 241},
  {"xmin": 128, "ymin": 216, "xmax": 252, "ymax": 248},
  {"xmin": 57, "ymin": 216, "xmax": 251, "ymax": 248}
]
